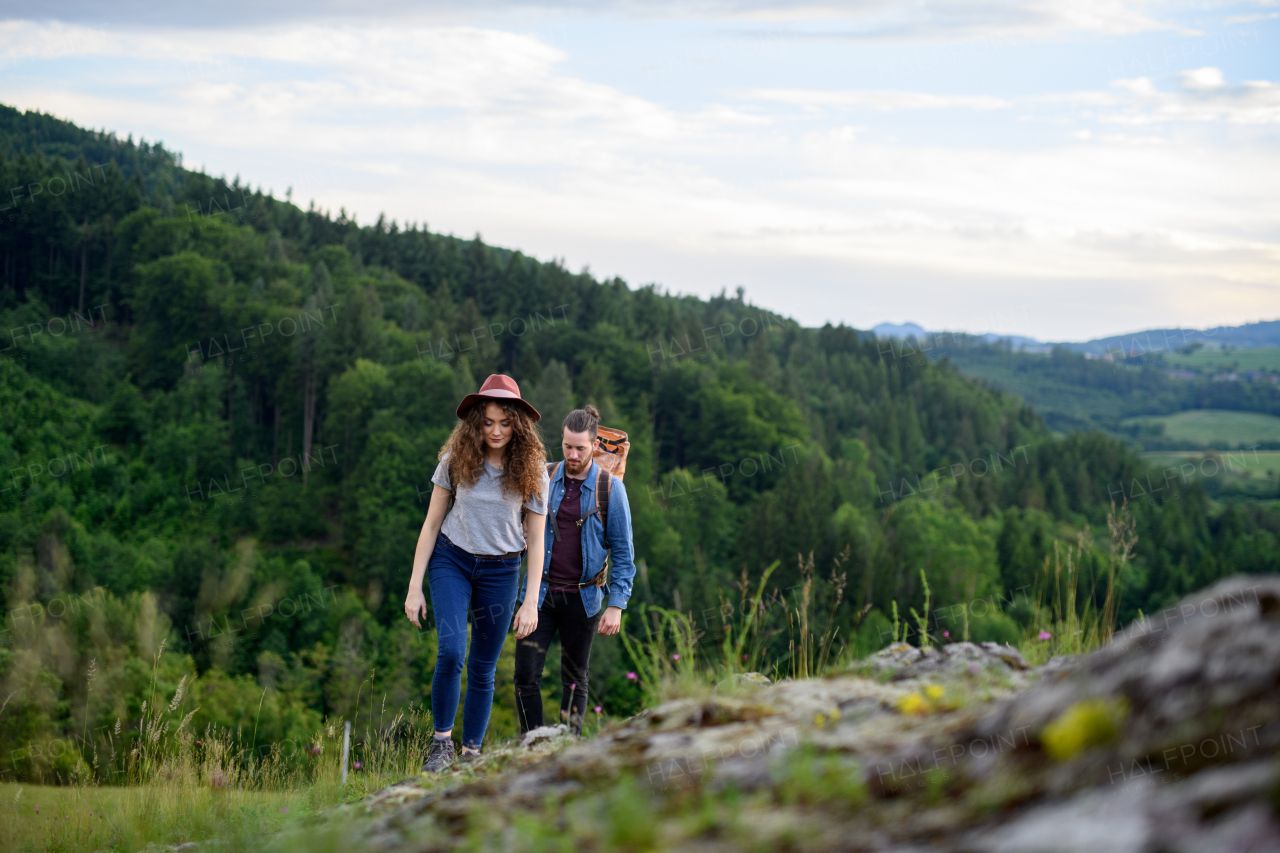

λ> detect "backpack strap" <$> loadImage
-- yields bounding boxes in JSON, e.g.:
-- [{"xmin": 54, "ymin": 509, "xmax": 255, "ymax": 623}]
[
  {"xmin": 597, "ymin": 467, "xmax": 611, "ymax": 545},
  {"xmin": 574, "ymin": 466, "xmax": 614, "ymax": 589},
  {"xmin": 577, "ymin": 467, "xmax": 612, "ymax": 540},
  {"xmin": 545, "ymin": 461, "xmax": 564, "ymax": 542}
]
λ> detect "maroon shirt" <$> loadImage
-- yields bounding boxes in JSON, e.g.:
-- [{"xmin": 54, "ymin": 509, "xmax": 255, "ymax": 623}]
[{"xmin": 547, "ymin": 475, "xmax": 586, "ymax": 591}]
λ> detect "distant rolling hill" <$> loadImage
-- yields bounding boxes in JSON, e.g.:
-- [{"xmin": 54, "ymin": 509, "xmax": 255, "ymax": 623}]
[
  {"xmin": 872, "ymin": 319, "xmax": 1280, "ymax": 354},
  {"xmin": 870, "ymin": 320, "xmax": 1280, "ymax": 453}
]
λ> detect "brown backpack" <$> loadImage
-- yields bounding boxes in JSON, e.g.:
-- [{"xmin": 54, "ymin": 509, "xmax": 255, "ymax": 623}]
[
  {"xmin": 546, "ymin": 426, "xmax": 628, "ymax": 588},
  {"xmin": 593, "ymin": 426, "xmax": 629, "ymax": 480}
]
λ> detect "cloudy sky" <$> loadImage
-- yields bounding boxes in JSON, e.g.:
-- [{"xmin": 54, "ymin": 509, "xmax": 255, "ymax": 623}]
[{"xmin": 2, "ymin": 1, "xmax": 1277, "ymax": 341}]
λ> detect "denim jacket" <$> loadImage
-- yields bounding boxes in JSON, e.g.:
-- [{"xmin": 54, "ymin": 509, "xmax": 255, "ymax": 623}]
[{"xmin": 518, "ymin": 459, "xmax": 636, "ymax": 618}]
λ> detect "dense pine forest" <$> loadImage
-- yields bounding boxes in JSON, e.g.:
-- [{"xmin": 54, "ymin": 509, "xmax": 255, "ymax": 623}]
[{"xmin": 2, "ymin": 104, "xmax": 1278, "ymax": 782}]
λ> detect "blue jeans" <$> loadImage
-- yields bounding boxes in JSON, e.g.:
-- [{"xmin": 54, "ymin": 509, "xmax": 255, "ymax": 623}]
[{"xmin": 428, "ymin": 534, "xmax": 520, "ymax": 750}]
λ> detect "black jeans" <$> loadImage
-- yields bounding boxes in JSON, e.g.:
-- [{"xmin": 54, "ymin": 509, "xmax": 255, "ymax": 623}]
[{"xmin": 514, "ymin": 588, "xmax": 601, "ymax": 734}]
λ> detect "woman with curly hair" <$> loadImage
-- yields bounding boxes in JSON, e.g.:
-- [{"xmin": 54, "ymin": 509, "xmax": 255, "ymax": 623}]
[{"xmin": 404, "ymin": 374, "xmax": 549, "ymax": 772}]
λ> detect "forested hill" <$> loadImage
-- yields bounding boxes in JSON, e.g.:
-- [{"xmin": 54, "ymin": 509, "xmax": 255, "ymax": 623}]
[{"xmin": 2, "ymin": 105, "xmax": 1277, "ymax": 778}]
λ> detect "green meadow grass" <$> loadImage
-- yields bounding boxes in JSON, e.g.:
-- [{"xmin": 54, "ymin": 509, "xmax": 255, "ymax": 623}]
[
  {"xmin": 0, "ymin": 781, "xmax": 331, "ymax": 853},
  {"xmin": 1122, "ymin": 409, "xmax": 1280, "ymax": 448},
  {"xmin": 1165, "ymin": 347, "xmax": 1280, "ymax": 374},
  {"xmin": 1141, "ymin": 449, "xmax": 1280, "ymax": 481}
]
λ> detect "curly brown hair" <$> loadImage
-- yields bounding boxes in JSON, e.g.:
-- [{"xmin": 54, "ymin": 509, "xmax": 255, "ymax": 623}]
[{"xmin": 440, "ymin": 399, "xmax": 547, "ymax": 502}]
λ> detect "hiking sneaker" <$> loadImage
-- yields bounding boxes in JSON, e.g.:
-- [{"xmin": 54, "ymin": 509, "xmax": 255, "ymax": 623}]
[
  {"xmin": 422, "ymin": 737, "xmax": 456, "ymax": 774},
  {"xmin": 458, "ymin": 748, "xmax": 482, "ymax": 766}
]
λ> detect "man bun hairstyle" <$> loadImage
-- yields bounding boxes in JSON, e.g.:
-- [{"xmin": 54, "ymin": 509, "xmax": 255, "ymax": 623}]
[{"xmin": 563, "ymin": 404, "xmax": 600, "ymax": 439}]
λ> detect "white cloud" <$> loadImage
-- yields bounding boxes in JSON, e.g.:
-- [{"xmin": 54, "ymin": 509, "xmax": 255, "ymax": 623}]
[
  {"xmin": 1224, "ymin": 11, "xmax": 1280, "ymax": 26},
  {"xmin": 0, "ymin": 16, "xmax": 1275, "ymax": 339},
  {"xmin": 737, "ymin": 87, "xmax": 1011, "ymax": 110},
  {"xmin": 1181, "ymin": 66, "xmax": 1225, "ymax": 90},
  {"xmin": 1108, "ymin": 72, "xmax": 1280, "ymax": 125},
  {"xmin": 1038, "ymin": 68, "xmax": 1280, "ymax": 125},
  {"xmin": 3, "ymin": 1, "xmax": 1177, "ymax": 39}
]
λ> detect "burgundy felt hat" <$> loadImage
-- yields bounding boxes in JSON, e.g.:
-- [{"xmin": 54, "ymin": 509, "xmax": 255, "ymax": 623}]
[{"xmin": 456, "ymin": 374, "xmax": 541, "ymax": 422}]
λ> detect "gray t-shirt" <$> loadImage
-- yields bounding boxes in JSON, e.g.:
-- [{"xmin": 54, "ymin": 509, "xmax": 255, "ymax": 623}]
[{"xmin": 432, "ymin": 452, "xmax": 549, "ymax": 556}]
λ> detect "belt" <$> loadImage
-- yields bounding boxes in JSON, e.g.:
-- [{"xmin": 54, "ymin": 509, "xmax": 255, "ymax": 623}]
[
  {"xmin": 440, "ymin": 533, "xmax": 523, "ymax": 561},
  {"xmin": 548, "ymin": 567, "xmax": 608, "ymax": 592}
]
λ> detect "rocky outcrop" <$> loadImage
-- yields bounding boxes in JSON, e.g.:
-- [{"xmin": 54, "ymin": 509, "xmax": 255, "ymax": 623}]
[
  {"xmin": 351, "ymin": 576, "xmax": 1280, "ymax": 852},
  {"xmin": 857, "ymin": 640, "xmax": 1030, "ymax": 681}
]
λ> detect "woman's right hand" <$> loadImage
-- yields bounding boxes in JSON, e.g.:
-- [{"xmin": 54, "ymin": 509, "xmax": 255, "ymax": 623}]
[{"xmin": 405, "ymin": 587, "xmax": 428, "ymax": 628}]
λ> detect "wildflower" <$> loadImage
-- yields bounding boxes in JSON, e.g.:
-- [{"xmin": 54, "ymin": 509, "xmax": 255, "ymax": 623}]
[
  {"xmin": 625, "ymin": 672, "xmax": 637, "ymax": 681},
  {"xmin": 353, "ymin": 761, "xmax": 362, "ymax": 770},
  {"xmin": 594, "ymin": 706, "xmax": 602, "ymax": 714},
  {"xmin": 1039, "ymin": 631, "xmax": 1052, "ymax": 640},
  {"xmin": 672, "ymin": 654, "xmax": 680, "ymax": 661},
  {"xmin": 924, "ymin": 684, "xmax": 945, "ymax": 700},
  {"xmin": 968, "ymin": 663, "xmax": 981, "ymax": 675},
  {"xmin": 195, "ymin": 740, "xmax": 202, "ymax": 745},
  {"xmin": 942, "ymin": 631, "xmax": 949, "ymax": 639},
  {"xmin": 896, "ymin": 693, "xmax": 927, "ymax": 716}
]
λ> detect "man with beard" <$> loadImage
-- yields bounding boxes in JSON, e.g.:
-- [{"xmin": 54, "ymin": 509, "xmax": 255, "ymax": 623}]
[{"xmin": 513, "ymin": 404, "xmax": 636, "ymax": 735}]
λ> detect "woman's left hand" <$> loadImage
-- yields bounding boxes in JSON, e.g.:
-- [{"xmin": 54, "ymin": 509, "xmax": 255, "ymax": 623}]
[{"xmin": 513, "ymin": 602, "xmax": 539, "ymax": 639}]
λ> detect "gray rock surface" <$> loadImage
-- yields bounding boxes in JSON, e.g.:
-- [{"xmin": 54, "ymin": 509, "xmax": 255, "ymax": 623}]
[
  {"xmin": 347, "ymin": 576, "xmax": 1280, "ymax": 852},
  {"xmin": 519, "ymin": 723, "xmax": 569, "ymax": 748},
  {"xmin": 860, "ymin": 640, "xmax": 1029, "ymax": 681}
]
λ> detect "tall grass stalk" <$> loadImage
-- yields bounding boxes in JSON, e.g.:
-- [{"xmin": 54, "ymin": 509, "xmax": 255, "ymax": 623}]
[
  {"xmin": 620, "ymin": 550, "xmax": 864, "ymax": 702},
  {"xmin": 908, "ymin": 570, "xmax": 932, "ymax": 650},
  {"xmin": 785, "ymin": 550, "xmax": 849, "ymax": 679},
  {"xmin": 815, "ymin": 549, "xmax": 848, "ymax": 674},
  {"xmin": 789, "ymin": 553, "xmax": 815, "ymax": 680},
  {"xmin": 1104, "ymin": 501, "xmax": 1137, "ymax": 646},
  {"xmin": 617, "ymin": 605, "xmax": 703, "ymax": 704},
  {"xmin": 719, "ymin": 560, "xmax": 779, "ymax": 677},
  {"xmin": 1021, "ymin": 515, "xmax": 1136, "ymax": 665}
]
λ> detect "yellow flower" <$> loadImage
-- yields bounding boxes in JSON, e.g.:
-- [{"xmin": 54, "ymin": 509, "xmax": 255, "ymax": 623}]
[
  {"xmin": 924, "ymin": 684, "xmax": 945, "ymax": 700},
  {"xmin": 813, "ymin": 708, "xmax": 842, "ymax": 728},
  {"xmin": 1041, "ymin": 698, "xmax": 1129, "ymax": 761},
  {"xmin": 897, "ymin": 693, "xmax": 927, "ymax": 716}
]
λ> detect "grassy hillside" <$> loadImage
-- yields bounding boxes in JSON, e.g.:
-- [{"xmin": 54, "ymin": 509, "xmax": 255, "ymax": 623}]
[
  {"xmin": 1123, "ymin": 409, "xmax": 1280, "ymax": 448},
  {"xmin": 1165, "ymin": 345, "xmax": 1280, "ymax": 376},
  {"xmin": 1139, "ymin": 448, "xmax": 1280, "ymax": 501},
  {"xmin": 931, "ymin": 337, "xmax": 1280, "ymax": 448}
]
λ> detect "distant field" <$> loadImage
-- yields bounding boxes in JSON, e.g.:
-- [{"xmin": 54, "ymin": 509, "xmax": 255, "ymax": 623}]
[
  {"xmin": 1141, "ymin": 450, "xmax": 1280, "ymax": 481},
  {"xmin": 1121, "ymin": 409, "xmax": 1280, "ymax": 448},
  {"xmin": 1140, "ymin": 449, "xmax": 1280, "ymax": 500},
  {"xmin": 1166, "ymin": 347, "xmax": 1280, "ymax": 374}
]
